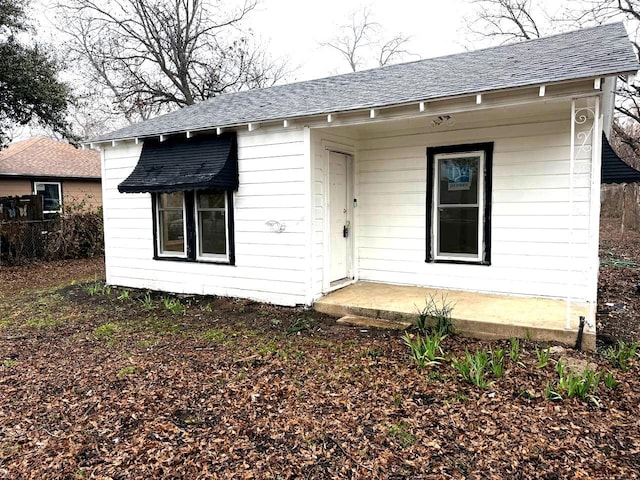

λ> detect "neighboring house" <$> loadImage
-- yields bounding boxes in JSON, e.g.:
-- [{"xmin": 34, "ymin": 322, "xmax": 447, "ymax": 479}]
[
  {"xmin": 601, "ymin": 134, "xmax": 640, "ymax": 184},
  {"xmin": 90, "ymin": 23, "xmax": 638, "ymax": 343},
  {"xmin": 0, "ymin": 137, "xmax": 102, "ymax": 214}
]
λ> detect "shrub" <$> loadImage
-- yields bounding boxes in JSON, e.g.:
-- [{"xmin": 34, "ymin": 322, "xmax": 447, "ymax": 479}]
[
  {"xmin": 546, "ymin": 359, "xmax": 601, "ymax": 404},
  {"xmin": 287, "ymin": 317, "xmax": 312, "ymax": 334},
  {"xmin": 559, "ymin": 368, "xmax": 600, "ymax": 399},
  {"xmin": 117, "ymin": 289, "xmax": 131, "ymax": 300},
  {"xmin": 140, "ymin": 291, "xmax": 154, "ymax": 310},
  {"xmin": 402, "ymin": 331, "xmax": 445, "ymax": 368},
  {"xmin": 117, "ymin": 366, "xmax": 137, "ymax": 377},
  {"xmin": 0, "ymin": 199, "xmax": 104, "ymax": 264},
  {"xmin": 451, "ymin": 349, "xmax": 491, "ymax": 388},
  {"xmin": 490, "ymin": 348, "xmax": 505, "ymax": 378},
  {"xmin": 509, "ymin": 337, "xmax": 520, "ymax": 363},
  {"xmin": 415, "ymin": 293, "xmax": 455, "ymax": 336},
  {"xmin": 201, "ymin": 328, "xmax": 227, "ymax": 343},
  {"xmin": 85, "ymin": 279, "xmax": 111, "ymax": 296},
  {"xmin": 163, "ymin": 297, "xmax": 186, "ymax": 315},
  {"xmin": 45, "ymin": 201, "xmax": 104, "ymax": 260},
  {"xmin": 388, "ymin": 422, "xmax": 416, "ymax": 448},
  {"xmin": 0, "ymin": 221, "xmax": 35, "ymax": 263},
  {"xmin": 603, "ymin": 340, "xmax": 638, "ymax": 371},
  {"xmin": 602, "ymin": 371, "xmax": 619, "ymax": 389},
  {"xmin": 94, "ymin": 322, "xmax": 119, "ymax": 339},
  {"xmin": 535, "ymin": 345, "xmax": 551, "ymax": 368}
]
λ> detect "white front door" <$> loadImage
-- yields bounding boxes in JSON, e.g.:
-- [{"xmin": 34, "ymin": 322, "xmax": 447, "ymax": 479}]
[{"xmin": 329, "ymin": 151, "xmax": 352, "ymax": 284}]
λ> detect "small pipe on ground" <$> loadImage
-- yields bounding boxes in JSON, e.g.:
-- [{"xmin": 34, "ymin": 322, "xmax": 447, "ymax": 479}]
[{"xmin": 574, "ymin": 316, "xmax": 585, "ymax": 350}]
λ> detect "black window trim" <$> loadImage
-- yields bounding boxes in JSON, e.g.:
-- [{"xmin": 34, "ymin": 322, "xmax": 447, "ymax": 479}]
[
  {"xmin": 155, "ymin": 191, "xmax": 188, "ymax": 259},
  {"xmin": 426, "ymin": 142, "xmax": 493, "ymax": 265},
  {"xmin": 151, "ymin": 190, "xmax": 235, "ymax": 266}
]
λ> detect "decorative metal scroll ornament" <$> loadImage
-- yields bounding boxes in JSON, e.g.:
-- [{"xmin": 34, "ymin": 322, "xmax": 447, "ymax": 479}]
[
  {"xmin": 574, "ymin": 106, "xmax": 595, "ymax": 156},
  {"xmin": 571, "ymin": 102, "xmax": 597, "ymax": 332}
]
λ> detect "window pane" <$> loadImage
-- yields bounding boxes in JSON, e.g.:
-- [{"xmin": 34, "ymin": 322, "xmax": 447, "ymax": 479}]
[
  {"xmin": 439, "ymin": 207, "xmax": 479, "ymax": 255},
  {"xmin": 439, "ymin": 156, "xmax": 479, "ymax": 205},
  {"xmin": 159, "ymin": 192, "xmax": 183, "ymax": 208},
  {"xmin": 36, "ymin": 183, "xmax": 61, "ymax": 211},
  {"xmin": 160, "ymin": 210, "xmax": 184, "ymax": 253},
  {"xmin": 198, "ymin": 192, "xmax": 225, "ymax": 209},
  {"xmin": 199, "ymin": 210, "xmax": 226, "ymax": 255}
]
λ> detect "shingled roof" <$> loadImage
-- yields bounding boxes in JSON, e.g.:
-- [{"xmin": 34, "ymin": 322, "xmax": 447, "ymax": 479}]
[
  {"xmin": 0, "ymin": 137, "xmax": 101, "ymax": 179},
  {"xmin": 601, "ymin": 134, "xmax": 640, "ymax": 184},
  {"xmin": 91, "ymin": 22, "xmax": 639, "ymax": 143}
]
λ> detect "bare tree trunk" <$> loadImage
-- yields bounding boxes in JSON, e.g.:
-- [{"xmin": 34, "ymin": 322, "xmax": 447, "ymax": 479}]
[{"xmin": 621, "ymin": 183, "xmax": 627, "ymax": 238}]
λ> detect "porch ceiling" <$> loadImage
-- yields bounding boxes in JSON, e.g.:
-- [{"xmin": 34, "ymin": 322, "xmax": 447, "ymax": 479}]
[{"xmin": 316, "ymin": 97, "xmax": 574, "ymax": 139}]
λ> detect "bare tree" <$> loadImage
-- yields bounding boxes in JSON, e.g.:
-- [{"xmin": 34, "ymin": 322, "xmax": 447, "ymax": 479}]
[
  {"xmin": 465, "ymin": 0, "xmax": 640, "ymax": 153},
  {"xmin": 561, "ymin": 1, "xmax": 640, "ymax": 153},
  {"xmin": 56, "ymin": 0, "xmax": 288, "ymax": 128},
  {"xmin": 465, "ymin": 0, "xmax": 545, "ymax": 44},
  {"xmin": 322, "ymin": 6, "xmax": 413, "ymax": 72}
]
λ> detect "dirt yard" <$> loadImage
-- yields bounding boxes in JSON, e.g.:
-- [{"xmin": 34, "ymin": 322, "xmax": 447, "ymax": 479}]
[
  {"xmin": 0, "ymin": 241, "xmax": 639, "ymax": 478},
  {"xmin": 598, "ymin": 218, "xmax": 640, "ymax": 344}
]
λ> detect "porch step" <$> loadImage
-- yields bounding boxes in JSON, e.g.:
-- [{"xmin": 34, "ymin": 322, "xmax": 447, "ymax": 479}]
[
  {"xmin": 337, "ymin": 315, "xmax": 412, "ymax": 330},
  {"xmin": 314, "ymin": 282, "xmax": 596, "ymax": 351}
]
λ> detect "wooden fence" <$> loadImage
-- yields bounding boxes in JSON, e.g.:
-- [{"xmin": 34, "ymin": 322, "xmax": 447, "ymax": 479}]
[
  {"xmin": 0, "ymin": 195, "xmax": 49, "ymax": 264},
  {"xmin": 0, "ymin": 195, "xmax": 43, "ymax": 221}
]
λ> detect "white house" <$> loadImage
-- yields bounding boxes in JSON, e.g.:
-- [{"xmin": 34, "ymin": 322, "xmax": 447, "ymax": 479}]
[{"xmin": 90, "ymin": 23, "xmax": 638, "ymax": 346}]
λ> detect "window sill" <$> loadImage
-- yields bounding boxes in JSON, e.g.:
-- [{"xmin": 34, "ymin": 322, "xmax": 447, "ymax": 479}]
[
  {"xmin": 153, "ymin": 255, "xmax": 233, "ymax": 266},
  {"xmin": 197, "ymin": 255, "xmax": 230, "ymax": 263},
  {"xmin": 426, "ymin": 258, "xmax": 491, "ymax": 266}
]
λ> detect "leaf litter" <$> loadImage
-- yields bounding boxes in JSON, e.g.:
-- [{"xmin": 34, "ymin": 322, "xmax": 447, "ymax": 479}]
[{"xmin": 0, "ymin": 234, "xmax": 639, "ymax": 478}]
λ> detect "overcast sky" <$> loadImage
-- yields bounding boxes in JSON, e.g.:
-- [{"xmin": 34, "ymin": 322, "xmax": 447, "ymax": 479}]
[
  {"xmin": 31, "ymin": 0, "xmax": 574, "ymax": 82},
  {"xmin": 248, "ymin": 0, "xmax": 471, "ymax": 81},
  {"xmin": 33, "ymin": 0, "xmax": 477, "ymax": 82}
]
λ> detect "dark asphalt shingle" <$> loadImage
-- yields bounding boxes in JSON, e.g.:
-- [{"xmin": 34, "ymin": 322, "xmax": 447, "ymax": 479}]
[
  {"xmin": 92, "ymin": 23, "xmax": 638, "ymax": 143},
  {"xmin": 601, "ymin": 133, "xmax": 640, "ymax": 184}
]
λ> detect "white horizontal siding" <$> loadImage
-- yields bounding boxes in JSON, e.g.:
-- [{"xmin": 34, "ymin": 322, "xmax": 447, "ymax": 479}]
[
  {"xmin": 350, "ymin": 110, "xmax": 595, "ymax": 301},
  {"xmin": 235, "ymin": 194, "xmax": 305, "ymax": 208},
  {"xmin": 101, "ymin": 127, "xmax": 310, "ymax": 306},
  {"xmin": 235, "ymin": 181, "xmax": 305, "ymax": 196}
]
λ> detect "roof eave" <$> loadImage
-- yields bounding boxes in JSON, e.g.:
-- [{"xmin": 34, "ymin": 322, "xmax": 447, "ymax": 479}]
[
  {"xmin": 0, "ymin": 173, "xmax": 101, "ymax": 180},
  {"xmin": 86, "ymin": 70, "xmax": 637, "ymax": 146}
]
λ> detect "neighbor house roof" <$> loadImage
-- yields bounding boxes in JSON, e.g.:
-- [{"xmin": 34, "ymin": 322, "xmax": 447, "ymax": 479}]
[
  {"xmin": 601, "ymin": 134, "xmax": 640, "ymax": 184},
  {"xmin": 0, "ymin": 137, "xmax": 101, "ymax": 179},
  {"xmin": 91, "ymin": 22, "xmax": 639, "ymax": 143}
]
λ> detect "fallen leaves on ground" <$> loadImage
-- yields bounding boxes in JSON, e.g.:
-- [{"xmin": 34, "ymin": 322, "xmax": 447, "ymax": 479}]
[
  {"xmin": 0, "ymin": 257, "xmax": 639, "ymax": 479},
  {"xmin": 598, "ymin": 218, "xmax": 640, "ymax": 343},
  {"xmin": 0, "ymin": 256, "xmax": 104, "ymax": 295}
]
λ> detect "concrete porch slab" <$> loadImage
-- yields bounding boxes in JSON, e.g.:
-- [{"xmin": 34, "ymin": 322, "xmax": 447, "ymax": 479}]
[
  {"xmin": 336, "ymin": 315, "xmax": 412, "ymax": 330},
  {"xmin": 314, "ymin": 282, "xmax": 595, "ymax": 351}
]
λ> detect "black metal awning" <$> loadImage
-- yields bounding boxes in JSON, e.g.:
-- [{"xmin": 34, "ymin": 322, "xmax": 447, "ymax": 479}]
[
  {"xmin": 601, "ymin": 133, "xmax": 640, "ymax": 184},
  {"xmin": 118, "ymin": 132, "xmax": 238, "ymax": 194}
]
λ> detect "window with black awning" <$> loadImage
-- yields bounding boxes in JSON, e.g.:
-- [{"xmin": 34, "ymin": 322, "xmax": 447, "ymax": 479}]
[
  {"xmin": 118, "ymin": 131, "xmax": 237, "ymax": 265},
  {"xmin": 118, "ymin": 132, "xmax": 238, "ymax": 194}
]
